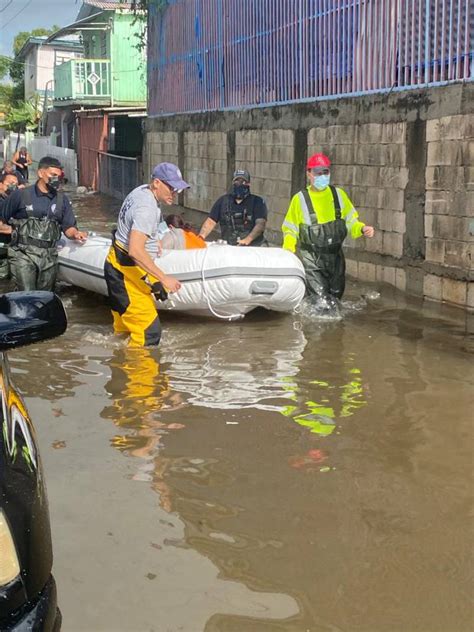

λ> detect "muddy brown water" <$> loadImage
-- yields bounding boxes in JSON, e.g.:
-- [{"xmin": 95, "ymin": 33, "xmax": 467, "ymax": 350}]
[{"xmin": 5, "ymin": 191, "xmax": 473, "ymax": 631}]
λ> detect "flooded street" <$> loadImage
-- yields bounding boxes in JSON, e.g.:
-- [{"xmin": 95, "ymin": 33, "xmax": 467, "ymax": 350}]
[{"xmin": 6, "ymin": 191, "xmax": 473, "ymax": 632}]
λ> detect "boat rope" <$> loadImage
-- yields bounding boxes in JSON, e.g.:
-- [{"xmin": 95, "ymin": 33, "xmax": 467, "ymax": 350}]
[{"xmin": 200, "ymin": 246, "xmax": 244, "ymax": 321}]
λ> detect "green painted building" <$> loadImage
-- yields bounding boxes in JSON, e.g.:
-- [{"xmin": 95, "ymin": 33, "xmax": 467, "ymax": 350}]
[{"xmin": 50, "ymin": 0, "xmax": 146, "ymax": 107}]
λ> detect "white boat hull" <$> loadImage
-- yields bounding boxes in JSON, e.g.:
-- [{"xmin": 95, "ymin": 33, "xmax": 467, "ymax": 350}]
[{"xmin": 57, "ymin": 236, "xmax": 306, "ymax": 319}]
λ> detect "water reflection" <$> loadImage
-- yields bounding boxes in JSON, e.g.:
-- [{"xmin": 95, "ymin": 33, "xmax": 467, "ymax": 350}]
[
  {"xmin": 100, "ymin": 344, "xmax": 300, "ymax": 626},
  {"xmin": 159, "ymin": 316, "xmax": 308, "ymax": 411}
]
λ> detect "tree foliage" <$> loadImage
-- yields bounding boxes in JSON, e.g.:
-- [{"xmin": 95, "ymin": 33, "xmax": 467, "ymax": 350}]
[
  {"xmin": 0, "ymin": 55, "xmax": 12, "ymax": 81},
  {"xmin": 1, "ymin": 95, "xmax": 40, "ymax": 134},
  {"xmin": 0, "ymin": 26, "xmax": 58, "ymax": 132}
]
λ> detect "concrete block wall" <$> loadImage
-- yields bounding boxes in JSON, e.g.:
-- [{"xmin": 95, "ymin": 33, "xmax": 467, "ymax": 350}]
[
  {"xmin": 423, "ymin": 114, "xmax": 474, "ymax": 307},
  {"xmin": 183, "ymin": 132, "xmax": 227, "ymax": 212},
  {"xmin": 235, "ymin": 129, "xmax": 294, "ymax": 233},
  {"xmin": 308, "ymin": 122, "xmax": 407, "ymax": 260},
  {"xmin": 144, "ymin": 83, "xmax": 473, "ymax": 310},
  {"xmin": 144, "ymin": 131, "xmax": 179, "ymax": 178}
]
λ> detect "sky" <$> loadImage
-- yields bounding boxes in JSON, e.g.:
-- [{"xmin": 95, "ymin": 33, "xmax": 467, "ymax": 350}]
[{"xmin": 0, "ymin": 0, "xmax": 80, "ymax": 57}]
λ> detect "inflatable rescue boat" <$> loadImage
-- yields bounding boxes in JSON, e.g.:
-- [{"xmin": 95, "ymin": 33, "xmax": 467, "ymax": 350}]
[{"xmin": 57, "ymin": 236, "xmax": 306, "ymax": 319}]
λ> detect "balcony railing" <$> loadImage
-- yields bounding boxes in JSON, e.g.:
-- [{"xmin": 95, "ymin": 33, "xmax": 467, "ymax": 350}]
[{"xmin": 54, "ymin": 59, "xmax": 111, "ymax": 102}]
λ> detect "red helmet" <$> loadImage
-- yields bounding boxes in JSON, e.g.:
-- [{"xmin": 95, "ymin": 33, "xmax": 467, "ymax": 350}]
[{"xmin": 307, "ymin": 153, "xmax": 331, "ymax": 169}]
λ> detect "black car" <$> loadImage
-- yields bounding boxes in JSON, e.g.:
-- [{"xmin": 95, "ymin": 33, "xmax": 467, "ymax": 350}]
[{"xmin": 0, "ymin": 291, "xmax": 67, "ymax": 631}]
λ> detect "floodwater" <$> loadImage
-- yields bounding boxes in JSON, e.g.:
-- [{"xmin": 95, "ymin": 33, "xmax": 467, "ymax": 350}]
[{"xmin": 6, "ymin": 191, "xmax": 474, "ymax": 631}]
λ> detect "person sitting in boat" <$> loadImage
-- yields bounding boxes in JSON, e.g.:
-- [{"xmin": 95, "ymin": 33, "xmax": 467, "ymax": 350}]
[
  {"xmin": 198, "ymin": 169, "xmax": 268, "ymax": 246},
  {"xmin": 160, "ymin": 214, "xmax": 206, "ymax": 250}
]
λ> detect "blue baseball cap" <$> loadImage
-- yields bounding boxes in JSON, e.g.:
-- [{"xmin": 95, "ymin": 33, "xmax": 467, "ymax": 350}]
[{"xmin": 151, "ymin": 162, "xmax": 190, "ymax": 191}]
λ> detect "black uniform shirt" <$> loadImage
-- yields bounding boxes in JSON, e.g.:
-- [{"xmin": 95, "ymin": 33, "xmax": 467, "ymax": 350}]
[
  {"xmin": 1, "ymin": 184, "xmax": 77, "ymax": 231},
  {"xmin": 210, "ymin": 193, "xmax": 268, "ymax": 225},
  {"xmin": 0, "ymin": 195, "xmax": 11, "ymax": 244}
]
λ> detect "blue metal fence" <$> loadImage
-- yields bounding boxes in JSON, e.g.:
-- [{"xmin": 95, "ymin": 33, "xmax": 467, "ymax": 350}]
[{"xmin": 148, "ymin": 0, "xmax": 474, "ymax": 116}]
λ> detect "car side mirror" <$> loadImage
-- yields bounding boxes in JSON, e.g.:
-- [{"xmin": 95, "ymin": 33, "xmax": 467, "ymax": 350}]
[{"xmin": 0, "ymin": 292, "xmax": 67, "ymax": 351}]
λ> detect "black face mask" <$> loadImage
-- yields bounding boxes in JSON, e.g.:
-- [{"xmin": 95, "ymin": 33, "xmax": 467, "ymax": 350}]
[
  {"xmin": 47, "ymin": 176, "xmax": 61, "ymax": 192},
  {"xmin": 6, "ymin": 184, "xmax": 18, "ymax": 194},
  {"xmin": 232, "ymin": 184, "xmax": 250, "ymax": 200}
]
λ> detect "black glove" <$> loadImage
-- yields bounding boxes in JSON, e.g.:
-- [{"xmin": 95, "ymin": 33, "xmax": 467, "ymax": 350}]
[{"xmin": 151, "ymin": 281, "xmax": 168, "ymax": 302}]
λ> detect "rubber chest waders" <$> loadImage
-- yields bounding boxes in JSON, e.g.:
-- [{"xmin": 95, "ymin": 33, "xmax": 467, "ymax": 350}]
[
  {"xmin": 104, "ymin": 232, "xmax": 162, "ymax": 347},
  {"xmin": 298, "ymin": 185, "xmax": 348, "ymax": 300},
  {"xmin": 8, "ymin": 187, "xmax": 63, "ymax": 291},
  {"xmin": 220, "ymin": 195, "xmax": 260, "ymax": 246}
]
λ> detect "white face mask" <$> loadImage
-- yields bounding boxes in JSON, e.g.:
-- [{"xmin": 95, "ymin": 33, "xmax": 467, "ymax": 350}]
[{"xmin": 313, "ymin": 174, "xmax": 330, "ymax": 191}]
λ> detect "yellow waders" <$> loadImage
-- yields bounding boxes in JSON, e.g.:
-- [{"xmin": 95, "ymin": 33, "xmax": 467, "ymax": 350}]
[{"xmin": 104, "ymin": 240, "xmax": 162, "ymax": 347}]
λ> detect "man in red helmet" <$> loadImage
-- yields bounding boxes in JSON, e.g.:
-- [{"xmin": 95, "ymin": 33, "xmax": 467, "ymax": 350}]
[{"xmin": 282, "ymin": 152, "xmax": 374, "ymax": 306}]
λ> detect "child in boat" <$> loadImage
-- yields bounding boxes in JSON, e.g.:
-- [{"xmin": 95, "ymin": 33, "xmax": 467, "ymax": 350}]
[{"xmin": 161, "ymin": 214, "xmax": 206, "ymax": 250}]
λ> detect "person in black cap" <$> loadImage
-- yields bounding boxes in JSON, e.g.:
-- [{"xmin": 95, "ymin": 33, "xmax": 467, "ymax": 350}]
[
  {"xmin": 104, "ymin": 162, "xmax": 187, "ymax": 347},
  {"xmin": 198, "ymin": 169, "xmax": 268, "ymax": 246},
  {"xmin": 0, "ymin": 155, "xmax": 87, "ymax": 291}
]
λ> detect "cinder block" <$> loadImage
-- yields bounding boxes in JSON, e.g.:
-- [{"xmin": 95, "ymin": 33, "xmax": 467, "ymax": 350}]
[
  {"xmin": 383, "ymin": 231, "xmax": 403, "ymax": 257},
  {"xmin": 425, "ymin": 190, "xmax": 474, "ymax": 218},
  {"xmin": 379, "ymin": 166, "xmax": 409, "ymax": 189},
  {"xmin": 353, "ymin": 165, "xmax": 380, "ymax": 186},
  {"xmin": 381, "ymin": 122, "xmax": 406, "ymax": 144},
  {"xmin": 365, "ymin": 230, "xmax": 383, "ymax": 253},
  {"xmin": 467, "ymin": 282, "xmax": 474, "ymax": 309},
  {"xmin": 357, "ymin": 123, "xmax": 383, "ymax": 144},
  {"xmin": 427, "ymin": 140, "xmax": 474, "ymax": 167},
  {"xmin": 270, "ymin": 129, "xmax": 294, "ymax": 147},
  {"xmin": 308, "ymin": 127, "xmax": 328, "ymax": 145},
  {"xmin": 332, "ymin": 165, "xmax": 355, "ymax": 186},
  {"xmin": 392, "ymin": 212, "xmax": 406, "ymax": 234},
  {"xmin": 426, "ymin": 115, "xmax": 474, "ymax": 142},
  {"xmin": 425, "ymin": 238, "xmax": 445, "ymax": 264},
  {"xmin": 327, "ymin": 125, "xmax": 356, "ymax": 144},
  {"xmin": 259, "ymin": 144, "xmax": 294, "ymax": 164},
  {"xmin": 444, "ymin": 240, "xmax": 473, "ymax": 270},
  {"xmin": 382, "ymin": 266, "xmax": 396, "ymax": 286},
  {"xmin": 378, "ymin": 211, "xmax": 393, "ymax": 232},
  {"xmin": 382, "ymin": 188, "xmax": 405, "ymax": 212},
  {"xmin": 426, "ymin": 166, "xmax": 466, "ymax": 191},
  {"xmin": 345, "ymin": 258, "xmax": 358, "ymax": 278},
  {"xmin": 358, "ymin": 261, "xmax": 377, "ymax": 282},
  {"xmin": 358, "ymin": 207, "xmax": 377, "ymax": 228},
  {"xmin": 429, "ymin": 215, "xmax": 472, "ymax": 241},
  {"xmin": 442, "ymin": 278, "xmax": 467, "ymax": 306},
  {"xmin": 331, "ymin": 144, "xmax": 355, "ymax": 165},
  {"xmin": 466, "ymin": 166, "xmax": 474, "ymax": 191},
  {"xmin": 426, "ymin": 120, "xmax": 439, "ymax": 143},
  {"xmin": 423, "ymin": 274, "xmax": 443, "ymax": 301},
  {"xmin": 354, "ymin": 144, "xmax": 406, "ymax": 166},
  {"xmin": 395, "ymin": 268, "xmax": 406, "ymax": 292}
]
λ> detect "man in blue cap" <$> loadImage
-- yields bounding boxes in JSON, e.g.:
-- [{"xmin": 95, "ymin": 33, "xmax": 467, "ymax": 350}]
[{"xmin": 104, "ymin": 162, "xmax": 189, "ymax": 346}]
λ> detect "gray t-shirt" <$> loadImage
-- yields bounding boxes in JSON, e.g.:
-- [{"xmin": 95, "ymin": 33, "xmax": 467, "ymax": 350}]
[{"xmin": 115, "ymin": 185, "xmax": 162, "ymax": 257}]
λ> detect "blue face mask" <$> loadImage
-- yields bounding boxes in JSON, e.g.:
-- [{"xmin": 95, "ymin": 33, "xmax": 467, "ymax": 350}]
[{"xmin": 313, "ymin": 174, "xmax": 330, "ymax": 191}]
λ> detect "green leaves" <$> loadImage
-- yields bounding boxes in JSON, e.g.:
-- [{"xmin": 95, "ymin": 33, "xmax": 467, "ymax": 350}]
[{"xmin": 1, "ymin": 95, "xmax": 40, "ymax": 133}]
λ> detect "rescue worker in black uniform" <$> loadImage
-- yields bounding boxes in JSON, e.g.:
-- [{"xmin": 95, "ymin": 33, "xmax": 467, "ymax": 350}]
[
  {"xmin": 0, "ymin": 156, "xmax": 87, "ymax": 291},
  {"xmin": 0, "ymin": 173, "xmax": 19, "ymax": 280},
  {"xmin": 282, "ymin": 153, "xmax": 375, "ymax": 304},
  {"xmin": 198, "ymin": 169, "xmax": 268, "ymax": 246}
]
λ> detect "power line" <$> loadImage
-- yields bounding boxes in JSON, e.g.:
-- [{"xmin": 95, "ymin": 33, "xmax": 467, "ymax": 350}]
[
  {"xmin": 0, "ymin": 0, "xmax": 33, "ymax": 30},
  {"xmin": 0, "ymin": 1, "xmax": 14, "ymax": 14},
  {"xmin": 0, "ymin": 53, "xmax": 146, "ymax": 74}
]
